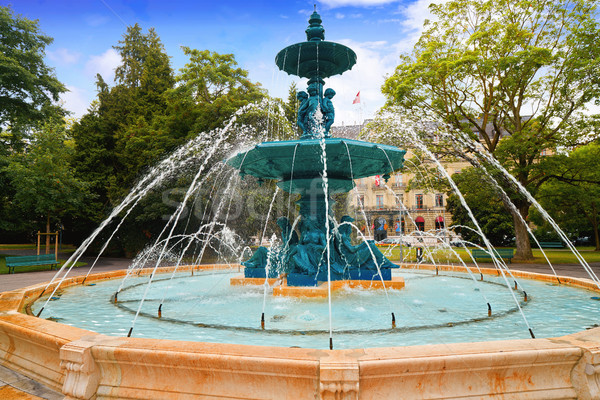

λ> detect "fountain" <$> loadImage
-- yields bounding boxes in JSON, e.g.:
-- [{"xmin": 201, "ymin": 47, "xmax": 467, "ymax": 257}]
[
  {"xmin": 226, "ymin": 8, "xmax": 405, "ymax": 290},
  {"xmin": 1, "ymin": 9, "xmax": 600, "ymax": 400}
]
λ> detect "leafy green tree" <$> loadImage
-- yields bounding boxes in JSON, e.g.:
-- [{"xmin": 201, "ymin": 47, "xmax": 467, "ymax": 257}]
[
  {"xmin": 170, "ymin": 47, "xmax": 266, "ymax": 133},
  {"xmin": 5, "ymin": 119, "xmax": 88, "ymax": 249},
  {"xmin": 382, "ymin": 0, "xmax": 600, "ymax": 259},
  {"xmin": 446, "ymin": 167, "xmax": 514, "ymax": 246},
  {"xmin": 0, "ymin": 6, "xmax": 66, "ymax": 145},
  {"xmin": 72, "ymin": 25, "xmax": 176, "ymax": 206},
  {"xmin": 70, "ymin": 26, "xmax": 280, "ymax": 254},
  {"xmin": 533, "ymin": 144, "xmax": 600, "ymax": 250}
]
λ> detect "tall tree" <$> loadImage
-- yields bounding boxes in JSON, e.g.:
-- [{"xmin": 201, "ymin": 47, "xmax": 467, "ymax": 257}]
[
  {"xmin": 72, "ymin": 24, "xmax": 176, "ymax": 204},
  {"xmin": 171, "ymin": 47, "xmax": 265, "ymax": 133},
  {"xmin": 0, "ymin": 6, "xmax": 66, "ymax": 145},
  {"xmin": 5, "ymin": 119, "xmax": 88, "ymax": 249},
  {"xmin": 382, "ymin": 0, "xmax": 600, "ymax": 260},
  {"xmin": 446, "ymin": 167, "xmax": 515, "ymax": 246},
  {"xmin": 284, "ymin": 81, "xmax": 300, "ymax": 133},
  {"xmin": 534, "ymin": 143, "xmax": 600, "ymax": 251}
]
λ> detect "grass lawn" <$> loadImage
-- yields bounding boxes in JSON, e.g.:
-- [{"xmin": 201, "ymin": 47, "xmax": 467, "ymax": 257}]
[
  {"xmin": 377, "ymin": 245, "xmax": 600, "ymax": 264},
  {"xmin": 0, "ymin": 254, "xmax": 86, "ymax": 274}
]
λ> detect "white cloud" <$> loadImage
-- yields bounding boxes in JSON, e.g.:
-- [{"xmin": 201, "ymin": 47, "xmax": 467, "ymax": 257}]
[
  {"xmin": 336, "ymin": 13, "xmax": 345, "ymax": 19},
  {"xmin": 319, "ymin": 0, "xmax": 399, "ymax": 8},
  {"xmin": 399, "ymin": 0, "xmax": 445, "ymax": 31},
  {"xmin": 85, "ymin": 48, "xmax": 121, "ymax": 84},
  {"xmin": 60, "ymin": 85, "xmax": 92, "ymax": 119},
  {"xmin": 47, "ymin": 48, "xmax": 81, "ymax": 66},
  {"xmin": 325, "ymin": 38, "xmax": 401, "ymax": 126},
  {"xmin": 381, "ymin": 0, "xmax": 449, "ymax": 54}
]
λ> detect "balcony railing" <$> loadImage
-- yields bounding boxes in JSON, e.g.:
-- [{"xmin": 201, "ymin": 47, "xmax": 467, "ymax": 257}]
[{"xmin": 355, "ymin": 205, "xmax": 446, "ymax": 213}]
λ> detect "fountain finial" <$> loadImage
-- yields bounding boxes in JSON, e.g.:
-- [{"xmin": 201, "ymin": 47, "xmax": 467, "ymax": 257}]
[{"xmin": 306, "ymin": 8, "xmax": 325, "ymax": 41}]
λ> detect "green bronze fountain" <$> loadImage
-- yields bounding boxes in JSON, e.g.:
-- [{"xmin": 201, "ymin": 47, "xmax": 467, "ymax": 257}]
[{"xmin": 227, "ymin": 9, "xmax": 406, "ymax": 286}]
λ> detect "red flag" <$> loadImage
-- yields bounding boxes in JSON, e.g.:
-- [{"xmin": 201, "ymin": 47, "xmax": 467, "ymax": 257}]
[
  {"xmin": 352, "ymin": 91, "xmax": 360, "ymax": 104},
  {"xmin": 375, "ymin": 174, "xmax": 380, "ymax": 186}
]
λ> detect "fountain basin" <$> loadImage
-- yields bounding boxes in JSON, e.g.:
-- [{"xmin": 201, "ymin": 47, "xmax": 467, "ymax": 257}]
[{"xmin": 1, "ymin": 265, "xmax": 600, "ymax": 399}]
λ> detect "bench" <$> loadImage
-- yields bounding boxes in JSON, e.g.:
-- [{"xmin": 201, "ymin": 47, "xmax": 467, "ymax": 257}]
[
  {"xmin": 537, "ymin": 241, "xmax": 564, "ymax": 248},
  {"xmin": 471, "ymin": 249, "xmax": 514, "ymax": 264},
  {"xmin": 5, "ymin": 254, "xmax": 59, "ymax": 274}
]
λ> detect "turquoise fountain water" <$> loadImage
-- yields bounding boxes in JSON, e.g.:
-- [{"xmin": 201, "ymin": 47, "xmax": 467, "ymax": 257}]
[{"xmin": 31, "ymin": 269, "xmax": 600, "ymax": 350}]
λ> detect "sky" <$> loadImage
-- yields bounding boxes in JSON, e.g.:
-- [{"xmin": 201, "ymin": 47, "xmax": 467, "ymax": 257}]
[{"xmin": 4, "ymin": 0, "xmax": 439, "ymax": 126}]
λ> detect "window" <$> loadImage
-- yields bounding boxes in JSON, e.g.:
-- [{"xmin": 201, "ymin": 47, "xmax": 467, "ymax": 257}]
[
  {"xmin": 435, "ymin": 216, "xmax": 445, "ymax": 230},
  {"xmin": 356, "ymin": 194, "xmax": 365, "ymax": 208},
  {"xmin": 376, "ymin": 195, "xmax": 384, "ymax": 210},
  {"xmin": 415, "ymin": 194, "xmax": 423, "ymax": 209},
  {"xmin": 395, "ymin": 193, "xmax": 403, "ymax": 206},
  {"xmin": 395, "ymin": 173, "xmax": 403, "ymax": 186},
  {"xmin": 415, "ymin": 216, "xmax": 425, "ymax": 231},
  {"xmin": 435, "ymin": 193, "xmax": 444, "ymax": 207}
]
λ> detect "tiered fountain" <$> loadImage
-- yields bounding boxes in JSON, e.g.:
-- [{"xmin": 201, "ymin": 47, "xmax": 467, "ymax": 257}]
[
  {"xmin": 1, "ymin": 9, "xmax": 600, "ymax": 400},
  {"xmin": 227, "ymin": 9, "xmax": 405, "ymax": 292}
]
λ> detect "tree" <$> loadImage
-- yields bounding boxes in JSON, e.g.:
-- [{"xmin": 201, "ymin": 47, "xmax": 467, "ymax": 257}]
[
  {"xmin": 533, "ymin": 144, "xmax": 600, "ymax": 250},
  {"xmin": 171, "ymin": 47, "xmax": 266, "ymax": 133},
  {"xmin": 70, "ymin": 26, "xmax": 278, "ymax": 254},
  {"xmin": 284, "ymin": 82, "xmax": 301, "ymax": 135},
  {"xmin": 5, "ymin": 119, "xmax": 88, "ymax": 249},
  {"xmin": 446, "ymin": 167, "xmax": 514, "ymax": 246},
  {"xmin": 0, "ymin": 6, "xmax": 66, "ymax": 144},
  {"xmin": 382, "ymin": 0, "xmax": 600, "ymax": 259},
  {"xmin": 72, "ymin": 25, "xmax": 177, "ymax": 206}
]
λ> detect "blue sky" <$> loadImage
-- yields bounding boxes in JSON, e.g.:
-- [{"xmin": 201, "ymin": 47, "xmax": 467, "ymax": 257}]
[{"xmin": 5, "ymin": 0, "xmax": 438, "ymax": 125}]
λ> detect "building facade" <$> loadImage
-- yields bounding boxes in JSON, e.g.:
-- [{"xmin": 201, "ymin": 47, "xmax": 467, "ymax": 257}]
[{"xmin": 331, "ymin": 123, "xmax": 469, "ymax": 238}]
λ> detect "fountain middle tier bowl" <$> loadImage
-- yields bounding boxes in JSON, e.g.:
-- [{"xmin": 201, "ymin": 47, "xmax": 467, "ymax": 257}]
[{"xmin": 226, "ymin": 138, "xmax": 406, "ymax": 191}]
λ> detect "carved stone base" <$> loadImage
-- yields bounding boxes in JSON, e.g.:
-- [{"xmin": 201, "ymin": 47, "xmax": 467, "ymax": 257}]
[
  {"xmin": 60, "ymin": 338, "xmax": 100, "ymax": 400},
  {"xmin": 319, "ymin": 354, "xmax": 360, "ymax": 400}
]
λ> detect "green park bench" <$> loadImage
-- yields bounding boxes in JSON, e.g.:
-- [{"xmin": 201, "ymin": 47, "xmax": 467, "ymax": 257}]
[
  {"xmin": 5, "ymin": 254, "xmax": 59, "ymax": 274},
  {"xmin": 537, "ymin": 241, "xmax": 564, "ymax": 248},
  {"xmin": 471, "ymin": 249, "xmax": 514, "ymax": 264}
]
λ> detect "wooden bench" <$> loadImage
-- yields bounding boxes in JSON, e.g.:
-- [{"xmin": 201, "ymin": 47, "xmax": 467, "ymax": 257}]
[
  {"xmin": 471, "ymin": 249, "xmax": 514, "ymax": 264},
  {"xmin": 5, "ymin": 254, "xmax": 59, "ymax": 274},
  {"xmin": 537, "ymin": 241, "xmax": 564, "ymax": 248}
]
